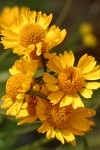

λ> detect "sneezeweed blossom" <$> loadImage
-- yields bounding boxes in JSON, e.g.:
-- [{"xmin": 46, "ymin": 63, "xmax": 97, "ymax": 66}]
[
  {"xmin": 1, "ymin": 57, "xmax": 39, "ymax": 116},
  {"xmin": 16, "ymin": 84, "xmax": 50, "ymax": 125},
  {"xmin": 0, "ymin": 6, "xmax": 29, "ymax": 32},
  {"xmin": 82, "ymin": 34, "xmax": 98, "ymax": 48},
  {"xmin": 79, "ymin": 23, "xmax": 93, "ymax": 35},
  {"xmin": 16, "ymin": 94, "xmax": 38, "ymax": 125},
  {"xmin": 1, "ymin": 10, "xmax": 66, "ymax": 56},
  {"xmin": 79, "ymin": 23, "xmax": 98, "ymax": 48},
  {"xmin": 43, "ymin": 51, "xmax": 100, "ymax": 108},
  {"xmin": 37, "ymin": 99, "xmax": 96, "ymax": 145}
]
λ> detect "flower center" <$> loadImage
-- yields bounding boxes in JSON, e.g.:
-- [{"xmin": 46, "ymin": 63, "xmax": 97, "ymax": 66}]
[
  {"xmin": 6, "ymin": 74, "xmax": 25, "ymax": 99},
  {"xmin": 25, "ymin": 94, "xmax": 37, "ymax": 116},
  {"xmin": 58, "ymin": 67, "xmax": 85, "ymax": 95},
  {"xmin": 47, "ymin": 104, "xmax": 74, "ymax": 128},
  {"xmin": 19, "ymin": 23, "xmax": 45, "ymax": 47}
]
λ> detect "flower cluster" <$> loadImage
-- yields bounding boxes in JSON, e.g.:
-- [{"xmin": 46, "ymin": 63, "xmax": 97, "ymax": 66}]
[{"xmin": 0, "ymin": 6, "xmax": 100, "ymax": 146}]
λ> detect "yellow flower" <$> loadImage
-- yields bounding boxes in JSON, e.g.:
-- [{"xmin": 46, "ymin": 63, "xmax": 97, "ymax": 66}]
[
  {"xmin": 9, "ymin": 56, "xmax": 39, "ymax": 76},
  {"xmin": 79, "ymin": 23, "xmax": 93, "ymax": 35},
  {"xmin": 37, "ymin": 99, "xmax": 96, "ymax": 146},
  {"xmin": 83, "ymin": 34, "xmax": 98, "ymax": 48},
  {"xmin": 16, "ymin": 84, "xmax": 50, "ymax": 125},
  {"xmin": 16, "ymin": 94, "xmax": 38, "ymax": 125},
  {"xmin": 1, "ymin": 10, "xmax": 67, "ymax": 56},
  {"xmin": 1, "ymin": 57, "xmax": 38, "ymax": 116},
  {"xmin": 0, "ymin": 6, "xmax": 29, "ymax": 31},
  {"xmin": 43, "ymin": 51, "xmax": 100, "ymax": 108}
]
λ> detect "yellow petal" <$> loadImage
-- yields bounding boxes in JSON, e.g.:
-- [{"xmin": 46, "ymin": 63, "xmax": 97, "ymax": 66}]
[
  {"xmin": 67, "ymin": 51, "xmax": 75, "ymax": 67},
  {"xmin": 1, "ymin": 100, "xmax": 13, "ymax": 108},
  {"xmin": 16, "ymin": 93, "xmax": 25, "ymax": 100},
  {"xmin": 47, "ymin": 60, "xmax": 61, "ymax": 74},
  {"xmin": 79, "ymin": 88, "xmax": 93, "ymax": 98},
  {"xmin": 55, "ymin": 128, "xmax": 64, "ymax": 144},
  {"xmin": 40, "ymin": 85, "xmax": 50, "ymax": 96},
  {"xmin": 52, "ymin": 56, "xmax": 63, "ymax": 70},
  {"xmin": 48, "ymin": 91, "xmax": 64, "ymax": 104},
  {"xmin": 82, "ymin": 60, "xmax": 96, "ymax": 74},
  {"xmin": 77, "ymin": 54, "xmax": 88, "ymax": 68},
  {"xmin": 33, "ymin": 84, "xmax": 40, "ymax": 91},
  {"xmin": 46, "ymin": 126, "xmax": 55, "ymax": 139},
  {"xmin": 43, "ymin": 73, "xmax": 58, "ymax": 83},
  {"xmin": 59, "ymin": 52, "xmax": 67, "ymax": 68},
  {"xmin": 62, "ymin": 129, "xmax": 75, "ymax": 142},
  {"xmin": 1, "ymin": 95, "xmax": 11, "ymax": 101},
  {"xmin": 75, "ymin": 108, "xmax": 96, "ymax": 118},
  {"xmin": 60, "ymin": 95, "xmax": 73, "ymax": 107},
  {"xmin": 38, "ymin": 122, "xmax": 49, "ymax": 133},
  {"xmin": 16, "ymin": 109, "xmax": 29, "ymax": 119},
  {"xmin": 36, "ymin": 42, "xmax": 42, "ymax": 56},
  {"xmin": 78, "ymin": 55, "xmax": 95, "ymax": 73},
  {"xmin": 63, "ymin": 51, "xmax": 75, "ymax": 67},
  {"xmin": 45, "ymin": 83, "xmax": 59, "ymax": 91},
  {"xmin": 71, "ymin": 121, "xmax": 90, "ymax": 132},
  {"xmin": 84, "ymin": 70, "xmax": 100, "ymax": 80},
  {"xmin": 17, "ymin": 116, "xmax": 37, "ymax": 125},
  {"xmin": 72, "ymin": 94, "xmax": 84, "ymax": 109},
  {"xmin": 67, "ymin": 126, "xmax": 84, "ymax": 136},
  {"xmin": 85, "ymin": 82, "xmax": 100, "ymax": 89},
  {"xmin": 84, "ymin": 65, "xmax": 100, "ymax": 80}
]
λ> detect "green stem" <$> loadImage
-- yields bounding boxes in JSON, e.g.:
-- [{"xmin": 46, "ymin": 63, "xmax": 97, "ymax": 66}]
[
  {"xmin": 27, "ymin": 89, "xmax": 48, "ymax": 100},
  {"xmin": 41, "ymin": 53, "xmax": 47, "ymax": 72}
]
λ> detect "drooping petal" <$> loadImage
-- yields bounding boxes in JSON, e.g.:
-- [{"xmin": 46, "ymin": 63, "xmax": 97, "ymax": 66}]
[
  {"xmin": 43, "ymin": 73, "xmax": 58, "ymax": 83},
  {"xmin": 72, "ymin": 94, "xmax": 84, "ymax": 109},
  {"xmin": 48, "ymin": 91, "xmax": 64, "ymax": 104},
  {"xmin": 55, "ymin": 128, "xmax": 64, "ymax": 144},
  {"xmin": 46, "ymin": 126, "xmax": 55, "ymax": 139},
  {"xmin": 47, "ymin": 60, "xmax": 61, "ymax": 74},
  {"xmin": 16, "ymin": 109, "xmax": 29, "ymax": 119},
  {"xmin": 60, "ymin": 95, "xmax": 73, "ymax": 107},
  {"xmin": 38, "ymin": 122, "xmax": 50, "ymax": 133},
  {"xmin": 45, "ymin": 83, "xmax": 59, "ymax": 91},
  {"xmin": 67, "ymin": 126, "xmax": 84, "ymax": 136},
  {"xmin": 62, "ymin": 129, "xmax": 75, "ymax": 142}
]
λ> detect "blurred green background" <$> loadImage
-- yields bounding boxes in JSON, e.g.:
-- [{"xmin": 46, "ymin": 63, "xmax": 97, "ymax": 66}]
[{"xmin": 0, "ymin": 0, "xmax": 100, "ymax": 150}]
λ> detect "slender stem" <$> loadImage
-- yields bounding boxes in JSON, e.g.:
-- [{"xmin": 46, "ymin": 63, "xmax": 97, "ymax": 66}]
[
  {"xmin": 41, "ymin": 53, "xmax": 47, "ymax": 72},
  {"xmin": 56, "ymin": 0, "xmax": 74, "ymax": 27},
  {"xmin": 27, "ymin": 89, "xmax": 49, "ymax": 100}
]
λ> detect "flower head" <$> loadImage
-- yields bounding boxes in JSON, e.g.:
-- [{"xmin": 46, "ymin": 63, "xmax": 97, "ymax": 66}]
[
  {"xmin": 37, "ymin": 99, "xmax": 96, "ymax": 146},
  {"xmin": 16, "ymin": 84, "xmax": 50, "ymax": 125},
  {"xmin": 1, "ymin": 56, "xmax": 39, "ymax": 116},
  {"xmin": 16, "ymin": 94, "xmax": 38, "ymax": 125},
  {"xmin": 1, "ymin": 10, "xmax": 66, "ymax": 56},
  {"xmin": 43, "ymin": 51, "xmax": 100, "ymax": 108},
  {"xmin": 79, "ymin": 23, "xmax": 93, "ymax": 35}
]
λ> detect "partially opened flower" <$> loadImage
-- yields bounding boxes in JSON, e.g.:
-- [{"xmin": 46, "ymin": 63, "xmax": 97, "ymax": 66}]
[
  {"xmin": 0, "ymin": 6, "xmax": 29, "ymax": 31},
  {"xmin": 43, "ymin": 51, "xmax": 100, "ymax": 108},
  {"xmin": 1, "ymin": 10, "xmax": 66, "ymax": 56},
  {"xmin": 1, "ymin": 57, "xmax": 39, "ymax": 116},
  {"xmin": 37, "ymin": 99, "xmax": 96, "ymax": 146},
  {"xmin": 16, "ymin": 94, "xmax": 38, "ymax": 125},
  {"xmin": 16, "ymin": 84, "xmax": 50, "ymax": 125}
]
